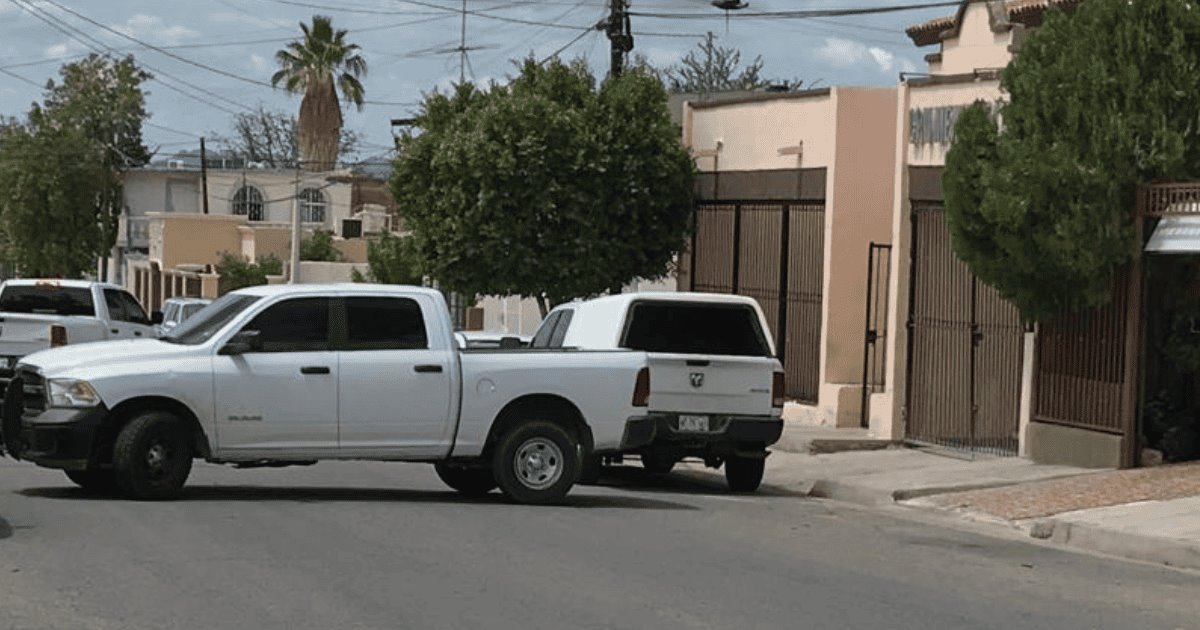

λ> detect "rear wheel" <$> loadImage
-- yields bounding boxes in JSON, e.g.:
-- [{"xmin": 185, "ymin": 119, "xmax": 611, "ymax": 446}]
[
  {"xmin": 493, "ymin": 421, "xmax": 580, "ymax": 505},
  {"xmin": 724, "ymin": 455, "xmax": 765, "ymax": 493},
  {"xmin": 640, "ymin": 450, "xmax": 677, "ymax": 475},
  {"xmin": 113, "ymin": 411, "xmax": 194, "ymax": 500},
  {"xmin": 64, "ymin": 469, "xmax": 117, "ymax": 494},
  {"xmin": 434, "ymin": 463, "xmax": 497, "ymax": 497}
]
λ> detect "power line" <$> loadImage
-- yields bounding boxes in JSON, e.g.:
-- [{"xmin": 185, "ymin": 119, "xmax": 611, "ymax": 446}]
[
  {"xmin": 628, "ymin": 1, "xmax": 962, "ymax": 19},
  {"xmin": 7, "ymin": 0, "xmax": 252, "ymax": 115},
  {"xmin": 540, "ymin": 27, "xmax": 597, "ymax": 65},
  {"xmin": 251, "ymin": 0, "xmax": 601, "ymax": 31}
]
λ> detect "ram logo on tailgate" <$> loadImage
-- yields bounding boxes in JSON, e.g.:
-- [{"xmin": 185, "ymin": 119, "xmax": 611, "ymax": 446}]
[{"xmin": 689, "ymin": 372, "xmax": 704, "ymax": 388}]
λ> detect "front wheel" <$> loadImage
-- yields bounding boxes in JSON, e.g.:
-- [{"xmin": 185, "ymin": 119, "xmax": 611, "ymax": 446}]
[
  {"xmin": 724, "ymin": 455, "xmax": 765, "ymax": 493},
  {"xmin": 493, "ymin": 421, "xmax": 580, "ymax": 505},
  {"xmin": 113, "ymin": 411, "xmax": 194, "ymax": 500},
  {"xmin": 65, "ymin": 469, "xmax": 117, "ymax": 494},
  {"xmin": 434, "ymin": 463, "xmax": 497, "ymax": 497}
]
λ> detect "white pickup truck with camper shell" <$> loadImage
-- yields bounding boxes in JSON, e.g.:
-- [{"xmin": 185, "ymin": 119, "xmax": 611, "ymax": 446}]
[{"xmin": 0, "ymin": 285, "xmax": 784, "ymax": 504}]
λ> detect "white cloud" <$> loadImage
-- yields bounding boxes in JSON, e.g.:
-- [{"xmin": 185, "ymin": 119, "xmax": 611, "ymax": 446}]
[
  {"xmin": 115, "ymin": 14, "xmax": 198, "ymax": 46},
  {"xmin": 44, "ymin": 42, "xmax": 70, "ymax": 58},
  {"xmin": 814, "ymin": 37, "xmax": 903, "ymax": 74},
  {"xmin": 250, "ymin": 54, "xmax": 270, "ymax": 73}
]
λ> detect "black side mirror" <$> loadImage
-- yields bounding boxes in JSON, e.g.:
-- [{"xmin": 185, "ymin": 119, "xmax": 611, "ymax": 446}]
[
  {"xmin": 150, "ymin": 311, "xmax": 164, "ymax": 325},
  {"xmin": 498, "ymin": 336, "xmax": 522, "ymax": 349},
  {"xmin": 219, "ymin": 330, "xmax": 262, "ymax": 356}
]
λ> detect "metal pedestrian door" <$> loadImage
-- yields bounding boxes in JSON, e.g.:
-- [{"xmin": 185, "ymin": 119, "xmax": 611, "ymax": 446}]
[{"xmin": 905, "ymin": 205, "xmax": 1024, "ymax": 455}]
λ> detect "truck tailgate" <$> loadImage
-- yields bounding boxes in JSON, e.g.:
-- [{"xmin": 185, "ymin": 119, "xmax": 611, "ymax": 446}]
[
  {"xmin": 646, "ymin": 354, "xmax": 775, "ymax": 417},
  {"xmin": 0, "ymin": 316, "xmax": 53, "ymax": 361}
]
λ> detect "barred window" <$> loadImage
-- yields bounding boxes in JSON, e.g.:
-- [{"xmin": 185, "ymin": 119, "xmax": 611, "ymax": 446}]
[
  {"xmin": 232, "ymin": 186, "xmax": 264, "ymax": 221},
  {"xmin": 299, "ymin": 187, "xmax": 326, "ymax": 224}
]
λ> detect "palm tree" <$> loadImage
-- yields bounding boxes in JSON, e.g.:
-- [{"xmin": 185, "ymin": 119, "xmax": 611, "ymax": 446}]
[{"xmin": 272, "ymin": 15, "xmax": 366, "ymax": 171}]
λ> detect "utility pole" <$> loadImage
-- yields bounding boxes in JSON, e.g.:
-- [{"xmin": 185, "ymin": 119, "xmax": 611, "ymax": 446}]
[
  {"xmin": 606, "ymin": 0, "xmax": 632, "ymax": 79},
  {"xmin": 199, "ymin": 137, "xmax": 210, "ymax": 215},
  {"xmin": 289, "ymin": 167, "xmax": 301, "ymax": 284},
  {"xmin": 459, "ymin": 0, "xmax": 467, "ymax": 84}
]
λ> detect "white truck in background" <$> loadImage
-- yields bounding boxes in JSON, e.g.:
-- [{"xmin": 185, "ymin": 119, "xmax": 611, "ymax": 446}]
[
  {"xmin": 0, "ymin": 280, "xmax": 158, "ymax": 382},
  {"xmin": 1, "ymin": 286, "xmax": 784, "ymax": 504},
  {"xmin": 532, "ymin": 294, "xmax": 787, "ymax": 479}
]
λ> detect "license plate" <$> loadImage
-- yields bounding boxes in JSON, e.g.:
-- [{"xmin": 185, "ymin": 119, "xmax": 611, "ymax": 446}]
[{"xmin": 678, "ymin": 415, "xmax": 709, "ymax": 432}]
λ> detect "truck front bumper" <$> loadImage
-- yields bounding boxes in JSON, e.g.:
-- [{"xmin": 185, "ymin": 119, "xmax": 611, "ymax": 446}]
[
  {"xmin": 619, "ymin": 413, "xmax": 783, "ymax": 452},
  {"xmin": 1, "ymin": 405, "xmax": 108, "ymax": 471}
]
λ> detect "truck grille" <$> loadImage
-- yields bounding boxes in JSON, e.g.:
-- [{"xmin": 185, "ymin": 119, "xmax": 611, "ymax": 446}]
[{"xmin": 17, "ymin": 368, "xmax": 46, "ymax": 412}]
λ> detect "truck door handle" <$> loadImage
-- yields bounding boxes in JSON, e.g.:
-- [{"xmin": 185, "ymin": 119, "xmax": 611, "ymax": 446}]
[
  {"xmin": 300, "ymin": 366, "xmax": 331, "ymax": 375},
  {"xmin": 414, "ymin": 364, "xmax": 443, "ymax": 374},
  {"xmin": 134, "ymin": 331, "xmax": 143, "ymax": 337},
  {"xmin": 111, "ymin": 329, "xmax": 119, "ymax": 334}
]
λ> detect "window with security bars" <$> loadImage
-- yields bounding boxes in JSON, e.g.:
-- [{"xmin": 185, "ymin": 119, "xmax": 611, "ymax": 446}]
[
  {"xmin": 232, "ymin": 186, "xmax": 264, "ymax": 221},
  {"xmin": 299, "ymin": 187, "xmax": 327, "ymax": 224}
]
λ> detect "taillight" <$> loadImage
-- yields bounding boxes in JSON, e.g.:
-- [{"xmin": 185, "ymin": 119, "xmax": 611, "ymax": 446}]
[
  {"xmin": 632, "ymin": 367, "xmax": 651, "ymax": 407},
  {"xmin": 49, "ymin": 324, "xmax": 67, "ymax": 348},
  {"xmin": 772, "ymin": 371, "xmax": 785, "ymax": 408}
]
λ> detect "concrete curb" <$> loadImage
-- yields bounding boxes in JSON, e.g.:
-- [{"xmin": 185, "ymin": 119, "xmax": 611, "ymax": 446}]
[{"xmin": 1028, "ymin": 518, "xmax": 1200, "ymax": 572}]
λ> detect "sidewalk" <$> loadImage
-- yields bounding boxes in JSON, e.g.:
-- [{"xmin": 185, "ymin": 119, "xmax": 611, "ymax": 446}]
[
  {"xmin": 904, "ymin": 463, "xmax": 1200, "ymax": 571},
  {"xmin": 688, "ymin": 423, "xmax": 1200, "ymax": 571}
]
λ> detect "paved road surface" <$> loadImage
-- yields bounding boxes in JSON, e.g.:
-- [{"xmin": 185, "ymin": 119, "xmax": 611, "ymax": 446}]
[{"xmin": 1, "ymin": 459, "xmax": 1196, "ymax": 630}]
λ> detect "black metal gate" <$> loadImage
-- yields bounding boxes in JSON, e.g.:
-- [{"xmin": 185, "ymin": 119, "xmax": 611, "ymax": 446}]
[
  {"xmin": 691, "ymin": 200, "xmax": 825, "ymax": 403},
  {"xmin": 906, "ymin": 205, "xmax": 1024, "ymax": 455},
  {"xmin": 861, "ymin": 242, "xmax": 892, "ymax": 428}
]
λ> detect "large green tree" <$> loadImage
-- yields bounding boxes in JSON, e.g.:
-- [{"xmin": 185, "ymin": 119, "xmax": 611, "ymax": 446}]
[
  {"xmin": 0, "ymin": 125, "xmax": 112, "ymax": 276},
  {"xmin": 392, "ymin": 58, "xmax": 695, "ymax": 314},
  {"xmin": 0, "ymin": 54, "xmax": 150, "ymax": 277},
  {"xmin": 272, "ymin": 15, "xmax": 366, "ymax": 171},
  {"xmin": 943, "ymin": 0, "xmax": 1200, "ymax": 320}
]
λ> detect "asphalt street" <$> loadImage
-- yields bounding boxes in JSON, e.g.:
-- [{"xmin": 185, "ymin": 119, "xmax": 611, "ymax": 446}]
[{"xmin": 0, "ymin": 458, "xmax": 1196, "ymax": 630}]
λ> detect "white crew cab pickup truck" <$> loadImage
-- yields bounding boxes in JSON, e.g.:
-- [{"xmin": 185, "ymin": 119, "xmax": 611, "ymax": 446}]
[
  {"xmin": 0, "ymin": 279, "xmax": 158, "ymax": 380},
  {"xmin": 0, "ymin": 285, "xmax": 784, "ymax": 504}
]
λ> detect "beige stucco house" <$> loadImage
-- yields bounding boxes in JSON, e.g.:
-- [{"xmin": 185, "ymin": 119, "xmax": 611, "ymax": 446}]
[
  {"xmin": 681, "ymin": 0, "xmax": 1107, "ymax": 466},
  {"xmin": 116, "ymin": 164, "xmax": 394, "ymax": 312}
]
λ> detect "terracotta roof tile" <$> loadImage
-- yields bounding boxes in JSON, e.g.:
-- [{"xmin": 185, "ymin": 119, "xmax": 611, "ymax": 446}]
[{"xmin": 906, "ymin": 0, "xmax": 1083, "ymax": 47}]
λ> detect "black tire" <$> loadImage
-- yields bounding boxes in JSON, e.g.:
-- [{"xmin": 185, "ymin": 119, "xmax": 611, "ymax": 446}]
[
  {"xmin": 113, "ymin": 411, "xmax": 194, "ymax": 500},
  {"xmin": 724, "ymin": 455, "xmax": 765, "ymax": 493},
  {"xmin": 434, "ymin": 463, "xmax": 497, "ymax": 497},
  {"xmin": 64, "ymin": 469, "xmax": 117, "ymax": 494},
  {"xmin": 493, "ymin": 421, "xmax": 580, "ymax": 505},
  {"xmin": 640, "ymin": 450, "xmax": 676, "ymax": 475}
]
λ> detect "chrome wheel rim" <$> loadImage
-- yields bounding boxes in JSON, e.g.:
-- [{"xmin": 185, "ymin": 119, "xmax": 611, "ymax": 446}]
[{"xmin": 514, "ymin": 437, "xmax": 563, "ymax": 490}]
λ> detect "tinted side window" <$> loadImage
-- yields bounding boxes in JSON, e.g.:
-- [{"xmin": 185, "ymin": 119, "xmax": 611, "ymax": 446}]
[
  {"xmin": 530, "ymin": 311, "xmax": 561, "ymax": 349},
  {"xmin": 620, "ymin": 301, "xmax": 771, "ymax": 357},
  {"xmin": 548, "ymin": 309, "xmax": 574, "ymax": 348},
  {"xmin": 103, "ymin": 290, "xmax": 130, "ymax": 322},
  {"xmin": 117, "ymin": 292, "xmax": 150, "ymax": 325},
  {"xmin": 345, "ymin": 297, "xmax": 428, "ymax": 350},
  {"xmin": 243, "ymin": 298, "xmax": 330, "ymax": 352}
]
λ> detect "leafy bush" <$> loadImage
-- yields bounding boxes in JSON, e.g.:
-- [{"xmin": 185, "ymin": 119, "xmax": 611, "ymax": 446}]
[
  {"xmin": 216, "ymin": 253, "xmax": 283, "ymax": 292},
  {"xmin": 352, "ymin": 231, "xmax": 423, "ymax": 285},
  {"xmin": 300, "ymin": 229, "xmax": 342, "ymax": 262}
]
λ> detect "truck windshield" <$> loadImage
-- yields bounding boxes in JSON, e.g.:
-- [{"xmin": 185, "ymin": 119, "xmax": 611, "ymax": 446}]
[
  {"xmin": 161, "ymin": 294, "xmax": 261, "ymax": 345},
  {"xmin": 620, "ymin": 301, "xmax": 773, "ymax": 357},
  {"xmin": 0, "ymin": 285, "xmax": 95, "ymax": 316}
]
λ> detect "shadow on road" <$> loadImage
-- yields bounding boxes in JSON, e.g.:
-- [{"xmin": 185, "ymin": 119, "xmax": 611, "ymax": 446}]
[
  {"xmin": 0, "ymin": 515, "xmax": 11, "ymax": 540},
  {"xmin": 17, "ymin": 485, "xmax": 700, "ymax": 511},
  {"xmin": 585, "ymin": 465, "xmax": 802, "ymax": 499}
]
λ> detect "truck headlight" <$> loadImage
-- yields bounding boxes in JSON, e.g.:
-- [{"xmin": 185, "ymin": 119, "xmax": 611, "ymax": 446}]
[{"xmin": 47, "ymin": 379, "xmax": 101, "ymax": 408}]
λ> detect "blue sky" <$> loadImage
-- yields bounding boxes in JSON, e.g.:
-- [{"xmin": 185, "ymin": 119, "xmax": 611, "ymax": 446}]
[{"xmin": 0, "ymin": 0, "xmax": 950, "ymax": 162}]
